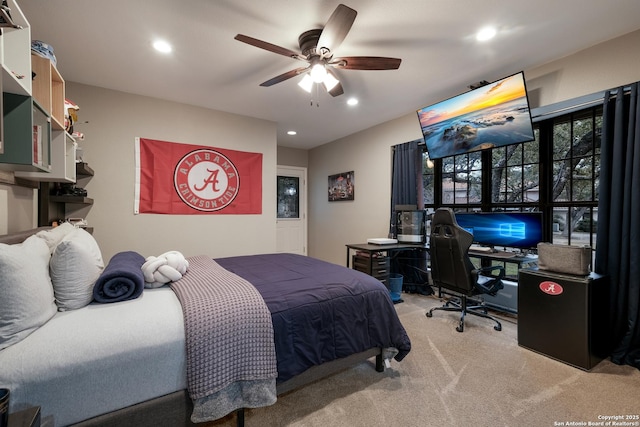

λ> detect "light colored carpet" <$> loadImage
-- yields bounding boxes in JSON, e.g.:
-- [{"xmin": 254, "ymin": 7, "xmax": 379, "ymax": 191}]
[{"xmin": 207, "ymin": 293, "xmax": 640, "ymax": 426}]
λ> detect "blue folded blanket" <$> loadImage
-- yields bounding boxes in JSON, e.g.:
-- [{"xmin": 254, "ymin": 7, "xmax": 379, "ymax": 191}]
[{"xmin": 93, "ymin": 251, "xmax": 146, "ymax": 303}]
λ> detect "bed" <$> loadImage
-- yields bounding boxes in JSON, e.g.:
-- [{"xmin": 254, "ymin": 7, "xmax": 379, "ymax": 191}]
[{"xmin": 0, "ymin": 226, "xmax": 411, "ymax": 426}]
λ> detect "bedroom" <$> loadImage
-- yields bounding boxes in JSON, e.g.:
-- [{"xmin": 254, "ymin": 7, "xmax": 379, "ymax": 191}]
[{"xmin": 1, "ymin": 1, "xmax": 640, "ymax": 426}]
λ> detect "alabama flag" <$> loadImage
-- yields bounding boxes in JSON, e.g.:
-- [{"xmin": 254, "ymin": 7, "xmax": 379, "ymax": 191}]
[{"xmin": 134, "ymin": 137, "xmax": 262, "ymax": 214}]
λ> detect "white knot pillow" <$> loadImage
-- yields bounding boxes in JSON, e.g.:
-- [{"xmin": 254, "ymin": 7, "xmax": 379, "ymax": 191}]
[{"xmin": 142, "ymin": 251, "xmax": 189, "ymax": 289}]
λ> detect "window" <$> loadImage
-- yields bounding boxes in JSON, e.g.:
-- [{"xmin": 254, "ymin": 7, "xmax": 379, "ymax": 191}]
[
  {"xmin": 422, "ymin": 105, "xmax": 602, "ymax": 249},
  {"xmin": 548, "ymin": 108, "xmax": 601, "ymax": 248}
]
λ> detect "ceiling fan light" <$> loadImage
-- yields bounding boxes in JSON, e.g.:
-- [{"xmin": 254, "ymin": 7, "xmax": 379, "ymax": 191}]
[
  {"xmin": 298, "ymin": 74, "xmax": 314, "ymax": 93},
  {"xmin": 310, "ymin": 63, "xmax": 327, "ymax": 83},
  {"xmin": 323, "ymin": 72, "xmax": 339, "ymax": 91}
]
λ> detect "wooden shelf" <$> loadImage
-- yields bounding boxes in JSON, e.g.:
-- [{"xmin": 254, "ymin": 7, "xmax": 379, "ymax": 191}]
[
  {"xmin": 76, "ymin": 162, "xmax": 94, "ymax": 177},
  {"xmin": 31, "ymin": 53, "xmax": 65, "ymax": 129},
  {"xmin": 49, "ymin": 195, "xmax": 93, "ymax": 205}
]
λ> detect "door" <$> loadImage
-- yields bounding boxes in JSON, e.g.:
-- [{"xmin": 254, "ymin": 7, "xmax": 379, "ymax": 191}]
[{"xmin": 276, "ymin": 166, "xmax": 307, "ymax": 255}]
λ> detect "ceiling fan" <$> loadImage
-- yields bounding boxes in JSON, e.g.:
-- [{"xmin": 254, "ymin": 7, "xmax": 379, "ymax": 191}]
[{"xmin": 234, "ymin": 3, "xmax": 401, "ymax": 97}]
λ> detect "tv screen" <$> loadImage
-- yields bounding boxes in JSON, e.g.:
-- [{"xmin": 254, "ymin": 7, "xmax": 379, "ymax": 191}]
[
  {"xmin": 454, "ymin": 212, "xmax": 543, "ymax": 250},
  {"xmin": 416, "ymin": 71, "xmax": 535, "ymax": 159}
]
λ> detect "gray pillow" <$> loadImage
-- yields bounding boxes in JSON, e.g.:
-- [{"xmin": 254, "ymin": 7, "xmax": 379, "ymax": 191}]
[
  {"xmin": 50, "ymin": 227, "xmax": 105, "ymax": 311},
  {"xmin": 0, "ymin": 235, "xmax": 57, "ymax": 350}
]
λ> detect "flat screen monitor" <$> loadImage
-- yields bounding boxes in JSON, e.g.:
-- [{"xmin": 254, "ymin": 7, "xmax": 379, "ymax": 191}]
[
  {"xmin": 416, "ymin": 71, "xmax": 535, "ymax": 159},
  {"xmin": 454, "ymin": 212, "xmax": 543, "ymax": 250}
]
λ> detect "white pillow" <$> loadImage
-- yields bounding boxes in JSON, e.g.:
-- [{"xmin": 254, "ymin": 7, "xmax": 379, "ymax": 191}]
[
  {"xmin": 50, "ymin": 228, "xmax": 105, "ymax": 311},
  {"xmin": 0, "ymin": 235, "xmax": 58, "ymax": 350},
  {"xmin": 35, "ymin": 222, "xmax": 76, "ymax": 253}
]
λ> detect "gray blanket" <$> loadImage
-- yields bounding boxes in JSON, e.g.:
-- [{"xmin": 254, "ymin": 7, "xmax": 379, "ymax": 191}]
[{"xmin": 170, "ymin": 256, "xmax": 277, "ymax": 422}]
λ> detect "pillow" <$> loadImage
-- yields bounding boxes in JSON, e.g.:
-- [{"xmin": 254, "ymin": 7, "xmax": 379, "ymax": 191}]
[
  {"xmin": 35, "ymin": 222, "xmax": 76, "ymax": 253},
  {"xmin": 50, "ymin": 228, "xmax": 105, "ymax": 311},
  {"xmin": 0, "ymin": 235, "xmax": 58, "ymax": 350}
]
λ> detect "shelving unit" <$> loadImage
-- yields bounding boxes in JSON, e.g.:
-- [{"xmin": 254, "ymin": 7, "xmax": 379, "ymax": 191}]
[
  {"xmin": 38, "ymin": 162, "xmax": 94, "ymax": 226},
  {"xmin": 16, "ymin": 130, "xmax": 76, "ymax": 181},
  {"xmin": 1, "ymin": 1, "xmax": 96, "ymax": 231},
  {"xmin": 31, "ymin": 53, "xmax": 64, "ymax": 129},
  {"xmin": 0, "ymin": 94, "xmax": 50, "ymax": 171},
  {"xmin": 0, "ymin": 0, "xmax": 49, "ymax": 172}
]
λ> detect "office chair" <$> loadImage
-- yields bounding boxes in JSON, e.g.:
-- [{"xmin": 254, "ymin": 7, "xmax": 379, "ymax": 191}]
[{"xmin": 426, "ymin": 208, "xmax": 505, "ymax": 332}]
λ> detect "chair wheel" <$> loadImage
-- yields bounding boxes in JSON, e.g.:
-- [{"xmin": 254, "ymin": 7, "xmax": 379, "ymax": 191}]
[
  {"xmin": 494, "ymin": 325, "xmax": 502, "ymax": 331},
  {"xmin": 426, "ymin": 312, "xmax": 433, "ymax": 318},
  {"xmin": 456, "ymin": 324, "xmax": 464, "ymax": 332}
]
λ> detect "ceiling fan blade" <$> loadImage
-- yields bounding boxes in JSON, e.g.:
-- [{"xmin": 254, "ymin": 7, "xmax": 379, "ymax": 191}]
[
  {"xmin": 317, "ymin": 4, "xmax": 357, "ymax": 54},
  {"xmin": 331, "ymin": 56, "xmax": 402, "ymax": 70},
  {"xmin": 235, "ymin": 34, "xmax": 303, "ymax": 60},
  {"xmin": 326, "ymin": 68, "xmax": 343, "ymax": 97},
  {"xmin": 328, "ymin": 81, "xmax": 344, "ymax": 97},
  {"xmin": 259, "ymin": 67, "xmax": 309, "ymax": 87}
]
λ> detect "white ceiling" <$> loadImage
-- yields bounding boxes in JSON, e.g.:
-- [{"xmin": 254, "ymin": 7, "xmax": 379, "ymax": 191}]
[{"xmin": 19, "ymin": 0, "xmax": 640, "ymax": 150}]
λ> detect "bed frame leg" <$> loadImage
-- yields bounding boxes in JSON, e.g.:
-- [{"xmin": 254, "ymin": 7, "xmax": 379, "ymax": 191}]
[
  {"xmin": 375, "ymin": 353, "xmax": 384, "ymax": 372},
  {"xmin": 236, "ymin": 408, "xmax": 245, "ymax": 427}
]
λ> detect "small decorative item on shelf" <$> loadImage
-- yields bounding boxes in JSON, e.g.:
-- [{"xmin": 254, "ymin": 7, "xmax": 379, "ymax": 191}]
[
  {"xmin": 51, "ymin": 183, "xmax": 87, "ymax": 197},
  {"xmin": 31, "ymin": 40, "xmax": 57, "ymax": 66},
  {"xmin": 64, "ymin": 99, "xmax": 79, "ymax": 133}
]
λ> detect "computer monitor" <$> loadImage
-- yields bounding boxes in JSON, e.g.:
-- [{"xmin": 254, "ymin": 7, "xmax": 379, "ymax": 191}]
[{"xmin": 454, "ymin": 211, "xmax": 543, "ymax": 250}]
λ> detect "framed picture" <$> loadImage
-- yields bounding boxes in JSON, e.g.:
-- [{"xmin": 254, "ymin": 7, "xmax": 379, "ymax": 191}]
[{"xmin": 328, "ymin": 171, "xmax": 354, "ymax": 201}]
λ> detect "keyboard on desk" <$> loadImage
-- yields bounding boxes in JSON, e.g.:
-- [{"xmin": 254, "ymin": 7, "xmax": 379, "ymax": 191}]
[
  {"xmin": 469, "ymin": 245, "xmax": 493, "ymax": 253},
  {"xmin": 490, "ymin": 251, "xmax": 517, "ymax": 258},
  {"xmin": 468, "ymin": 246, "xmax": 517, "ymax": 258}
]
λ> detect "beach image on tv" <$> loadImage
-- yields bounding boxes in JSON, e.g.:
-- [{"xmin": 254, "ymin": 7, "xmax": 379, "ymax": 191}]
[{"xmin": 417, "ymin": 73, "xmax": 535, "ymax": 159}]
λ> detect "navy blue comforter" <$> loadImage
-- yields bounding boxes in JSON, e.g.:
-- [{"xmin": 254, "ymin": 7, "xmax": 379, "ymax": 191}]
[{"xmin": 215, "ymin": 253, "xmax": 411, "ymax": 383}]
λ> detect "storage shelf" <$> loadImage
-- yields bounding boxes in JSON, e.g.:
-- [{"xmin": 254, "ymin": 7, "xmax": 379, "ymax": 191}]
[
  {"xmin": 76, "ymin": 162, "xmax": 94, "ymax": 177},
  {"xmin": 31, "ymin": 53, "xmax": 65, "ymax": 130},
  {"xmin": 15, "ymin": 131, "xmax": 76, "ymax": 182},
  {"xmin": 49, "ymin": 195, "xmax": 93, "ymax": 205}
]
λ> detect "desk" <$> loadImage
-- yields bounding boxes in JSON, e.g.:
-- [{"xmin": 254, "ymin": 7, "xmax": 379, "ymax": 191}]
[
  {"xmin": 346, "ymin": 243, "xmax": 429, "ymax": 290},
  {"xmin": 346, "ymin": 243, "xmax": 538, "ymax": 312},
  {"xmin": 346, "ymin": 243, "xmax": 537, "ymax": 274}
]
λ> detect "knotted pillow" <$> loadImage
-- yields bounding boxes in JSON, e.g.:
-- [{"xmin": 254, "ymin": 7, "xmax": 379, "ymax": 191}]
[{"xmin": 142, "ymin": 251, "xmax": 189, "ymax": 288}]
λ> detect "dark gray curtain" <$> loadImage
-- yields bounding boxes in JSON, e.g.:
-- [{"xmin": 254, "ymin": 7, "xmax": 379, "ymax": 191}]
[
  {"xmin": 389, "ymin": 139, "xmax": 422, "ymax": 236},
  {"xmin": 595, "ymin": 82, "xmax": 640, "ymax": 369}
]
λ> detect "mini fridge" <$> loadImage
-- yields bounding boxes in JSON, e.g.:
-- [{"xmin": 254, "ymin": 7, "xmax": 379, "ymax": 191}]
[{"xmin": 517, "ymin": 268, "xmax": 610, "ymax": 370}]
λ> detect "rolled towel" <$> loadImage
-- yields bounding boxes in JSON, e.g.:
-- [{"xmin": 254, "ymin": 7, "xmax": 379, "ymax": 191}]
[
  {"xmin": 142, "ymin": 251, "xmax": 189, "ymax": 289},
  {"xmin": 93, "ymin": 251, "xmax": 145, "ymax": 303}
]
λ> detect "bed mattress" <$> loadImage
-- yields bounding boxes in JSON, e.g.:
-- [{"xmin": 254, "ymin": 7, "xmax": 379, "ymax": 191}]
[{"xmin": 0, "ymin": 288, "xmax": 187, "ymax": 426}]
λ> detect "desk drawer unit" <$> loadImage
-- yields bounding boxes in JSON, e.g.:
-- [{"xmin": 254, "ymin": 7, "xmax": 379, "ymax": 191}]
[{"xmin": 352, "ymin": 253, "xmax": 390, "ymax": 284}]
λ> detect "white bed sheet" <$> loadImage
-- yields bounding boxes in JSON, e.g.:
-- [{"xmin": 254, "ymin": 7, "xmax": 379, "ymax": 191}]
[{"xmin": 0, "ymin": 287, "xmax": 187, "ymax": 427}]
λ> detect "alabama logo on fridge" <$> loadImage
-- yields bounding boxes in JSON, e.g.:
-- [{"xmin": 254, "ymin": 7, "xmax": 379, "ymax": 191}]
[
  {"xmin": 173, "ymin": 149, "xmax": 240, "ymax": 212},
  {"xmin": 539, "ymin": 280, "xmax": 564, "ymax": 295}
]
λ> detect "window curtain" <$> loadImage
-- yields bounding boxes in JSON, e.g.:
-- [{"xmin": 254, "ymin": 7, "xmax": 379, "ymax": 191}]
[
  {"xmin": 389, "ymin": 139, "xmax": 423, "ymax": 236},
  {"xmin": 595, "ymin": 82, "xmax": 640, "ymax": 369}
]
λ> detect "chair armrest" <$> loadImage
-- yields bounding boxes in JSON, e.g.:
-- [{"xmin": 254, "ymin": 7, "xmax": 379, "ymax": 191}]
[{"xmin": 472, "ymin": 266, "xmax": 505, "ymax": 295}]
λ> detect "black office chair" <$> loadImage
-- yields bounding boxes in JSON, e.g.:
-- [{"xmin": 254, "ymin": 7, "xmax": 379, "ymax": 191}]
[{"xmin": 426, "ymin": 208, "xmax": 505, "ymax": 332}]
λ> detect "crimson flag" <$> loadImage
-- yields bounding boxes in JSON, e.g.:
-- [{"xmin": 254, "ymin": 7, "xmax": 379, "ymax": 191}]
[{"xmin": 135, "ymin": 137, "xmax": 262, "ymax": 214}]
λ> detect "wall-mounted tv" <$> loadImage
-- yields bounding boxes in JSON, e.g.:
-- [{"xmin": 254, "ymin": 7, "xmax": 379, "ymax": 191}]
[
  {"xmin": 454, "ymin": 211, "xmax": 543, "ymax": 250},
  {"xmin": 416, "ymin": 71, "xmax": 535, "ymax": 160}
]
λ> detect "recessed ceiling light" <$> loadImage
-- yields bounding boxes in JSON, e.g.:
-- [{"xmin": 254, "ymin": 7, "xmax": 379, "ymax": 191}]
[
  {"xmin": 153, "ymin": 39, "xmax": 172, "ymax": 53},
  {"xmin": 347, "ymin": 98, "xmax": 359, "ymax": 106},
  {"xmin": 476, "ymin": 27, "xmax": 497, "ymax": 42},
  {"xmin": 287, "ymin": 130, "xmax": 297, "ymax": 136}
]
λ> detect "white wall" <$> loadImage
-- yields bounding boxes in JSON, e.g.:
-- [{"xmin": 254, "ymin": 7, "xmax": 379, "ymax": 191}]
[
  {"xmin": 308, "ymin": 114, "xmax": 422, "ymax": 265},
  {"xmin": 0, "ymin": 182, "xmax": 36, "ymax": 234},
  {"xmin": 65, "ymin": 83, "xmax": 277, "ymax": 261},
  {"xmin": 308, "ymin": 29, "xmax": 640, "ymax": 266}
]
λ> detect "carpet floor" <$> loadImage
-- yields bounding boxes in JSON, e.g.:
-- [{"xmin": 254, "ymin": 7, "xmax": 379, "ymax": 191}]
[{"xmin": 206, "ymin": 292, "xmax": 640, "ymax": 427}]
